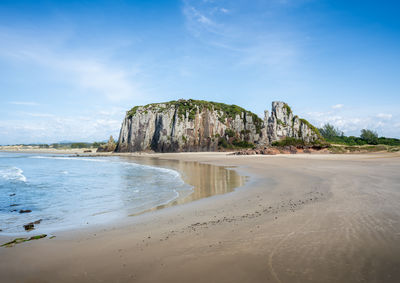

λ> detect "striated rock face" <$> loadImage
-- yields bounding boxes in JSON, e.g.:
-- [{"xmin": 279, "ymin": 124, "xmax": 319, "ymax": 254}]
[
  {"xmin": 116, "ymin": 99, "xmax": 321, "ymax": 152},
  {"xmin": 267, "ymin": 101, "xmax": 321, "ymax": 144}
]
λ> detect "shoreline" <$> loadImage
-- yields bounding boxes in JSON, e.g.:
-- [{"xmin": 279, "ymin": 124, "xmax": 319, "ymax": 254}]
[
  {"xmin": 0, "ymin": 152, "xmax": 246, "ymax": 237},
  {"xmin": 1, "ymin": 143, "xmax": 399, "ymax": 156},
  {"xmin": 1, "ymin": 152, "xmax": 400, "ymax": 282}
]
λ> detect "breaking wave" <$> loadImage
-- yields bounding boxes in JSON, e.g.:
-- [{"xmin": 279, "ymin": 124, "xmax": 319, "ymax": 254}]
[{"xmin": 0, "ymin": 166, "xmax": 27, "ymax": 182}]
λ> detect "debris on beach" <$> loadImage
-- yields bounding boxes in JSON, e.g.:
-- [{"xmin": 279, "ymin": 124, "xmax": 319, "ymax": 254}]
[
  {"xmin": 23, "ymin": 223, "xmax": 34, "ymax": 231},
  {"xmin": 1, "ymin": 234, "xmax": 47, "ymax": 248},
  {"xmin": 233, "ymin": 147, "xmax": 280, "ymax": 155},
  {"xmin": 233, "ymin": 145, "xmax": 330, "ymax": 155},
  {"xmin": 23, "ymin": 219, "xmax": 42, "ymax": 231}
]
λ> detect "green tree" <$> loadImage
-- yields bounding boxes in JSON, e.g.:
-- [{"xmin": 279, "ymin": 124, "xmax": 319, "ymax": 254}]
[
  {"xmin": 225, "ymin": 129, "xmax": 236, "ymax": 138},
  {"xmin": 319, "ymin": 123, "xmax": 343, "ymax": 139},
  {"xmin": 51, "ymin": 143, "xmax": 60, "ymax": 149},
  {"xmin": 71, "ymin": 142, "xmax": 89, "ymax": 148},
  {"xmin": 92, "ymin": 141, "xmax": 106, "ymax": 148},
  {"xmin": 360, "ymin": 129, "xmax": 378, "ymax": 144}
]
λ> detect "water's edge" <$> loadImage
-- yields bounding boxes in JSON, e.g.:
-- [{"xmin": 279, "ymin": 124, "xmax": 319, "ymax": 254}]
[
  {"xmin": 0, "ymin": 152, "xmax": 247, "ymax": 237},
  {"xmin": 116, "ymin": 155, "xmax": 248, "ymax": 216}
]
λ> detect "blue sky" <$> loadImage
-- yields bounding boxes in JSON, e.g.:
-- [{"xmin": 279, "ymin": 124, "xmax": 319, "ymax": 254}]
[{"xmin": 0, "ymin": 0, "xmax": 399, "ymax": 144}]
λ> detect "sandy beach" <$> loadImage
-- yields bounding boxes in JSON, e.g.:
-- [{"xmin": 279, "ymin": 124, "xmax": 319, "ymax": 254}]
[{"xmin": 1, "ymin": 152, "xmax": 400, "ymax": 283}]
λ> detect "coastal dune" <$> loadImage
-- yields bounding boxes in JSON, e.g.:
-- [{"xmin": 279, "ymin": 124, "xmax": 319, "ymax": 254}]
[{"xmin": 1, "ymin": 153, "xmax": 400, "ymax": 283}]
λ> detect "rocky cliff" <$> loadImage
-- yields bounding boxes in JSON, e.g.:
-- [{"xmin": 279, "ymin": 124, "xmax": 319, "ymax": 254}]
[
  {"xmin": 116, "ymin": 99, "xmax": 321, "ymax": 152},
  {"xmin": 266, "ymin": 101, "xmax": 322, "ymax": 144}
]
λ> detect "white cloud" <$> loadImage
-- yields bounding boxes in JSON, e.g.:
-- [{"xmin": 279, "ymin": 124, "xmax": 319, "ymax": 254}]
[
  {"xmin": 20, "ymin": 112, "xmax": 55, "ymax": 118},
  {"xmin": 183, "ymin": 4, "xmax": 220, "ymax": 37},
  {"xmin": 9, "ymin": 101, "xmax": 39, "ymax": 106},
  {"xmin": 0, "ymin": 109, "xmax": 124, "ymax": 144},
  {"xmin": 0, "ymin": 27, "xmax": 143, "ymax": 144},
  {"xmin": 15, "ymin": 50, "xmax": 138, "ymax": 102},
  {"xmin": 182, "ymin": 1, "xmax": 300, "ymax": 73},
  {"xmin": 376, "ymin": 113, "xmax": 392, "ymax": 120},
  {"xmin": 306, "ymin": 111, "xmax": 330, "ymax": 117},
  {"xmin": 65, "ymin": 59, "xmax": 138, "ymax": 101},
  {"xmin": 305, "ymin": 110, "xmax": 400, "ymax": 138},
  {"xmin": 239, "ymin": 40, "xmax": 297, "ymax": 70},
  {"xmin": 332, "ymin": 104, "xmax": 344, "ymax": 109},
  {"xmin": 220, "ymin": 8, "xmax": 229, "ymax": 14},
  {"xmin": 0, "ymin": 28, "xmax": 141, "ymax": 102}
]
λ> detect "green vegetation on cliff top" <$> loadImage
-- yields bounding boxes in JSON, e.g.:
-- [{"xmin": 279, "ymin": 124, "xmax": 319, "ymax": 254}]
[
  {"xmin": 283, "ymin": 103, "xmax": 292, "ymax": 114},
  {"xmin": 299, "ymin": 118, "xmax": 323, "ymax": 139}
]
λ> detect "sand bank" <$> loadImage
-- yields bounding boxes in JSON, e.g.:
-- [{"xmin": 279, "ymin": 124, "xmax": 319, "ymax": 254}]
[{"xmin": 1, "ymin": 152, "xmax": 400, "ymax": 283}]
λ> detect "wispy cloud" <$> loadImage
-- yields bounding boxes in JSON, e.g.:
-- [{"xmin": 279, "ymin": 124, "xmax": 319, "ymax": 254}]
[
  {"xmin": 332, "ymin": 104, "xmax": 344, "ymax": 109},
  {"xmin": 182, "ymin": 0, "xmax": 302, "ymax": 73},
  {"xmin": 0, "ymin": 28, "xmax": 141, "ymax": 102},
  {"xmin": 0, "ymin": 25, "xmax": 145, "ymax": 144},
  {"xmin": 19, "ymin": 112, "xmax": 54, "ymax": 118},
  {"xmin": 0, "ymin": 109, "xmax": 124, "ymax": 144},
  {"xmin": 183, "ymin": 3, "xmax": 220, "ymax": 37},
  {"xmin": 305, "ymin": 110, "xmax": 399, "ymax": 137},
  {"xmin": 376, "ymin": 113, "xmax": 392, "ymax": 120},
  {"xmin": 9, "ymin": 101, "xmax": 40, "ymax": 106},
  {"xmin": 220, "ymin": 8, "xmax": 229, "ymax": 14}
]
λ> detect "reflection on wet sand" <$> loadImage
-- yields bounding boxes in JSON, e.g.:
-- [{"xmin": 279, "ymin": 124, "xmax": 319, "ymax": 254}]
[{"xmin": 121, "ymin": 156, "xmax": 246, "ymax": 213}]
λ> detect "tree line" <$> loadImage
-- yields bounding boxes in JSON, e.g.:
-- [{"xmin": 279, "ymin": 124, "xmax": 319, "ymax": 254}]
[{"xmin": 318, "ymin": 124, "xmax": 400, "ymax": 146}]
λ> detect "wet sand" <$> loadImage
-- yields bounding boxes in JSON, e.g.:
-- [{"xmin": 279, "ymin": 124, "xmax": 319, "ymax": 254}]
[{"xmin": 1, "ymin": 152, "xmax": 400, "ymax": 283}]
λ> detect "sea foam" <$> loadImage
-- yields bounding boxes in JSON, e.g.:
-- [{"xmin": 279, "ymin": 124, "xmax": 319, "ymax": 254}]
[
  {"xmin": 0, "ymin": 166, "xmax": 27, "ymax": 182},
  {"xmin": 0, "ymin": 153, "xmax": 192, "ymax": 234}
]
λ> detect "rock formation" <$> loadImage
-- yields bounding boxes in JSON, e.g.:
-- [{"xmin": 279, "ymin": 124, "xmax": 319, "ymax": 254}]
[
  {"xmin": 266, "ymin": 101, "xmax": 322, "ymax": 144},
  {"xmin": 116, "ymin": 99, "xmax": 321, "ymax": 152},
  {"xmin": 97, "ymin": 136, "xmax": 117, "ymax": 152}
]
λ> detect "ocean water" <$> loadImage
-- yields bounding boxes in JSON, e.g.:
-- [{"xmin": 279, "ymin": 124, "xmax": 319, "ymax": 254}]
[{"xmin": 0, "ymin": 152, "xmax": 192, "ymax": 235}]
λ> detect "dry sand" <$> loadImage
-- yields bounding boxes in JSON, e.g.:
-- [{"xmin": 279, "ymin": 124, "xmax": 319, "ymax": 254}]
[{"xmin": 0, "ymin": 152, "xmax": 400, "ymax": 283}]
